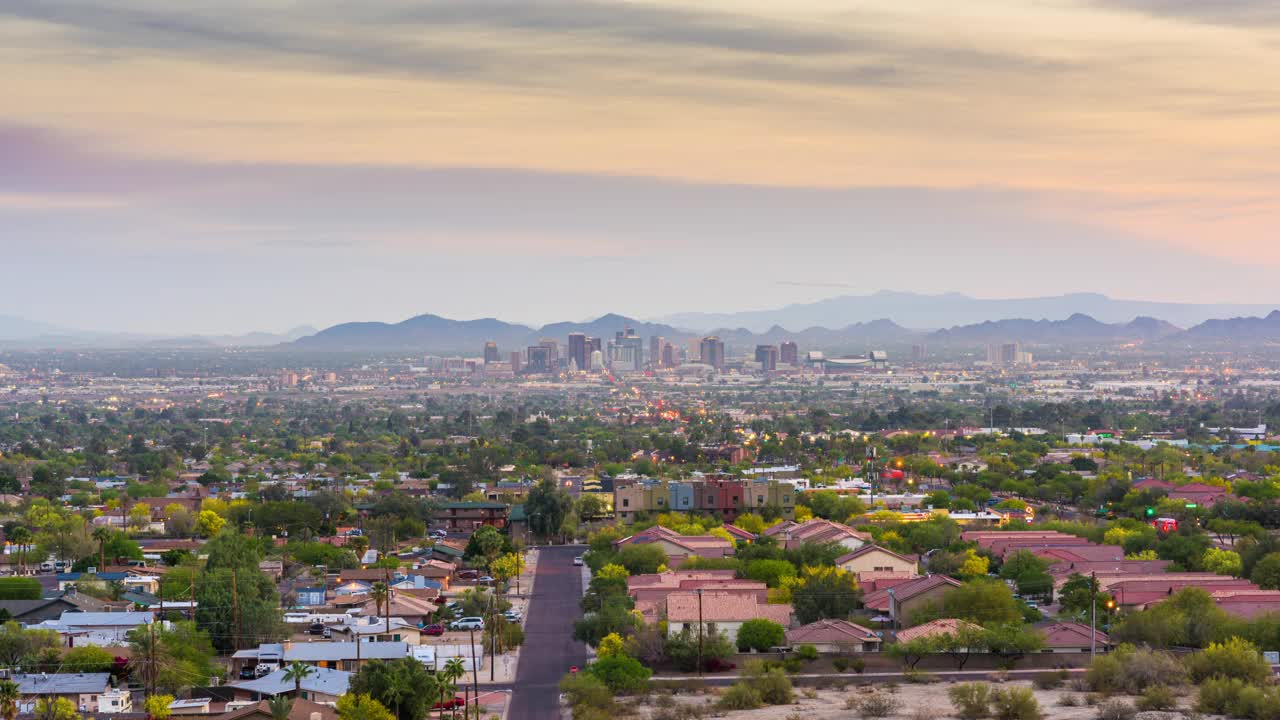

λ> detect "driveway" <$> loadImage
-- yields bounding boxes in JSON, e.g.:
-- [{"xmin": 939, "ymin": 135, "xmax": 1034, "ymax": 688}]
[{"xmin": 507, "ymin": 545, "xmax": 586, "ymax": 720}]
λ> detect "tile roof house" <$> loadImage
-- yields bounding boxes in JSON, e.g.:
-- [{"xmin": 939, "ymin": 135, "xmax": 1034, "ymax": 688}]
[
  {"xmin": 614, "ymin": 526, "xmax": 734, "ymax": 563},
  {"xmin": 0, "ymin": 597, "xmax": 81, "ymax": 624},
  {"xmin": 34, "ymin": 610, "xmax": 154, "ymax": 647},
  {"xmin": 1036, "ymin": 621, "xmax": 1108, "ymax": 652},
  {"xmin": 1210, "ymin": 590, "xmax": 1280, "ymax": 619},
  {"xmin": 664, "ymin": 590, "xmax": 793, "ymax": 640},
  {"xmin": 785, "ymin": 619, "xmax": 882, "ymax": 653},
  {"xmin": 883, "ymin": 575, "xmax": 962, "ymax": 624},
  {"xmin": 835, "ymin": 545, "xmax": 919, "ymax": 579},
  {"xmin": 212, "ymin": 698, "xmax": 338, "ymax": 720},
  {"xmin": 895, "ymin": 618, "xmax": 982, "ymax": 644},
  {"xmin": 778, "ymin": 519, "xmax": 872, "ymax": 552}
]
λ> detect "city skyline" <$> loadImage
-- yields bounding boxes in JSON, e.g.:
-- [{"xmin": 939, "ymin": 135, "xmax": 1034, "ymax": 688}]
[{"xmin": 4, "ymin": 0, "xmax": 1280, "ymax": 333}]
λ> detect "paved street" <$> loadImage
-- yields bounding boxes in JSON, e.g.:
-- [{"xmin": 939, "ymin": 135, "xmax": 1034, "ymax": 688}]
[{"xmin": 508, "ymin": 545, "xmax": 586, "ymax": 720}]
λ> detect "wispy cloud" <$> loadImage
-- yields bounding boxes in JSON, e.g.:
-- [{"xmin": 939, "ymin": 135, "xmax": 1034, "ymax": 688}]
[{"xmin": 1094, "ymin": 0, "xmax": 1280, "ymax": 27}]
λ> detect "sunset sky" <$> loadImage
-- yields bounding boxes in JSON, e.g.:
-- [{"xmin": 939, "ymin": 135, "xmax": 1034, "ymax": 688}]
[{"xmin": 3, "ymin": 0, "xmax": 1279, "ymax": 333}]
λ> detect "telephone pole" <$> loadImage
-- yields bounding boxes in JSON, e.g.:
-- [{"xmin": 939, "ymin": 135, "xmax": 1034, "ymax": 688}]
[
  {"xmin": 468, "ymin": 626, "xmax": 480, "ymax": 717},
  {"xmin": 696, "ymin": 588, "xmax": 704, "ymax": 678},
  {"xmin": 231, "ymin": 570, "xmax": 241, "ymax": 650},
  {"xmin": 1089, "ymin": 572, "xmax": 1097, "ymax": 660},
  {"xmin": 147, "ymin": 620, "xmax": 157, "ymax": 698}
]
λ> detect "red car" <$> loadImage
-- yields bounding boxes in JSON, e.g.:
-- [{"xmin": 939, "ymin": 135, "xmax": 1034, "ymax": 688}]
[
  {"xmin": 432, "ymin": 696, "xmax": 465, "ymax": 710},
  {"xmin": 422, "ymin": 624, "xmax": 445, "ymax": 636}
]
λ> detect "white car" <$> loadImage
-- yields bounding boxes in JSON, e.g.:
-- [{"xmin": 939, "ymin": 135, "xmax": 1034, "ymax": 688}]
[
  {"xmin": 450, "ymin": 617, "xmax": 485, "ymax": 631},
  {"xmin": 573, "ymin": 556, "xmax": 584, "ymax": 566}
]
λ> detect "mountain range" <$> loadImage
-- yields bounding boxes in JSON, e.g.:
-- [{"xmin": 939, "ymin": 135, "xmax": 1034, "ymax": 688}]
[
  {"xmin": 4, "ymin": 291, "xmax": 1280, "ymax": 352},
  {"xmin": 659, "ymin": 291, "xmax": 1280, "ymax": 332}
]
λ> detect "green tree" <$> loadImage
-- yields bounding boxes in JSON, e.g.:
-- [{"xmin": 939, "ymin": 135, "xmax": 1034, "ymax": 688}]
[
  {"xmin": 791, "ymin": 566, "xmax": 861, "ymax": 624},
  {"xmin": 284, "ymin": 662, "xmax": 314, "ymax": 695},
  {"xmin": 1250, "ymin": 552, "xmax": 1280, "ymax": 589},
  {"xmin": 983, "ymin": 623, "xmax": 1045, "ymax": 667},
  {"xmin": 62, "ymin": 646, "xmax": 113, "ymax": 673},
  {"xmin": 336, "ymin": 694, "xmax": 395, "ymax": 720},
  {"xmin": 743, "ymin": 559, "xmax": 797, "ymax": 588},
  {"xmin": 941, "ymin": 580, "xmax": 1022, "ymax": 626},
  {"xmin": 1201, "ymin": 547, "xmax": 1243, "ymax": 577},
  {"xmin": 524, "ymin": 479, "xmax": 574, "ymax": 540},
  {"xmin": 664, "ymin": 627, "xmax": 734, "ymax": 672},
  {"xmin": 585, "ymin": 655, "xmax": 651, "ymax": 694},
  {"xmin": 0, "ymin": 680, "xmax": 17, "ymax": 720},
  {"xmin": 998, "ymin": 550, "xmax": 1053, "ymax": 598},
  {"xmin": 0, "ymin": 578, "xmax": 42, "ymax": 600},
  {"xmin": 616, "ymin": 544, "xmax": 667, "ymax": 575},
  {"xmin": 267, "ymin": 696, "xmax": 293, "ymax": 720},
  {"xmin": 194, "ymin": 567, "xmax": 285, "ymax": 652},
  {"xmin": 348, "ymin": 657, "xmax": 440, "ymax": 720},
  {"xmin": 735, "ymin": 618, "xmax": 785, "ymax": 652},
  {"xmin": 202, "ymin": 531, "xmax": 264, "ymax": 571},
  {"xmin": 144, "ymin": 696, "xmax": 175, "ymax": 720},
  {"xmin": 463, "ymin": 525, "xmax": 506, "ymax": 572}
]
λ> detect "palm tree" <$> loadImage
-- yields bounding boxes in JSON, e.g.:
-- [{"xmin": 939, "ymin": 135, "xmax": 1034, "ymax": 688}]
[
  {"xmin": 8, "ymin": 528, "xmax": 30, "ymax": 575},
  {"xmin": 442, "ymin": 657, "xmax": 467, "ymax": 720},
  {"xmin": 349, "ymin": 535, "xmax": 370, "ymax": 561},
  {"xmin": 267, "ymin": 695, "xmax": 294, "ymax": 720},
  {"xmin": 283, "ymin": 662, "xmax": 314, "ymax": 697},
  {"xmin": 0, "ymin": 679, "xmax": 19, "ymax": 720},
  {"xmin": 92, "ymin": 526, "xmax": 113, "ymax": 570},
  {"xmin": 370, "ymin": 582, "xmax": 388, "ymax": 619}
]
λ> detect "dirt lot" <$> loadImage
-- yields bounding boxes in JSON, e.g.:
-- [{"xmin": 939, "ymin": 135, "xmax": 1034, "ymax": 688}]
[{"xmin": 628, "ymin": 679, "xmax": 1186, "ymax": 720}]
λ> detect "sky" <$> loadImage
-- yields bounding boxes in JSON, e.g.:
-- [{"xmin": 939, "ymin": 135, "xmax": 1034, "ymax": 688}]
[{"xmin": 2, "ymin": 0, "xmax": 1279, "ymax": 334}]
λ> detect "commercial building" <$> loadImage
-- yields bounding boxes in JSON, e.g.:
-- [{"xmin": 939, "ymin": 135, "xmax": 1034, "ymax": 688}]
[
  {"xmin": 568, "ymin": 333, "xmax": 588, "ymax": 372},
  {"xmin": 699, "ymin": 336, "xmax": 725, "ymax": 370},
  {"xmin": 482, "ymin": 342, "xmax": 499, "ymax": 364},
  {"xmin": 755, "ymin": 345, "xmax": 779, "ymax": 371},
  {"xmin": 612, "ymin": 476, "xmax": 795, "ymax": 521},
  {"xmin": 780, "ymin": 341, "xmax": 799, "ymax": 366}
]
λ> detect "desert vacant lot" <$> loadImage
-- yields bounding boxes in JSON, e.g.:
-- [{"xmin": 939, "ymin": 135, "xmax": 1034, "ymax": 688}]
[{"xmin": 626, "ymin": 679, "xmax": 1180, "ymax": 720}]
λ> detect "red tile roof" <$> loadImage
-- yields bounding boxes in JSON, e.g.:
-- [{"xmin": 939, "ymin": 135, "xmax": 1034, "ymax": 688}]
[
  {"xmin": 786, "ymin": 619, "xmax": 881, "ymax": 646},
  {"xmin": 895, "ymin": 618, "xmax": 981, "ymax": 643}
]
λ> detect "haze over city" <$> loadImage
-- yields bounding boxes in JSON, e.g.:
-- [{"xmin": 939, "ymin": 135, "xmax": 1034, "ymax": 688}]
[{"xmin": 4, "ymin": 0, "xmax": 1280, "ymax": 333}]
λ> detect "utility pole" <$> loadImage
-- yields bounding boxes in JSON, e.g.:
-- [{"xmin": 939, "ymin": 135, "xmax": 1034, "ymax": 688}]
[
  {"xmin": 147, "ymin": 619, "xmax": 157, "ymax": 698},
  {"xmin": 696, "ymin": 588, "xmax": 704, "ymax": 678},
  {"xmin": 1089, "ymin": 571, "xmax": 1097, "ymax": 660},
  {"xmin": 231, "ymin": 570, "xmax": 241, "ymax": 651},
  {"xmin": 468, "ymin": 626, "xmax": 480, "ymax": 717}
]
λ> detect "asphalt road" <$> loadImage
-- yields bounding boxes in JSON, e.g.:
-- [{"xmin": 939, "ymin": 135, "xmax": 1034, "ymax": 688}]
[{"xmin": 508, "ymin": 545, "xmax": 586, "ymax": 720}]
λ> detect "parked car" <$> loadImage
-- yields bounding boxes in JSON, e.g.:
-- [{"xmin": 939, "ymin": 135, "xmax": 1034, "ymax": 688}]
[
  {"xmin": 457, "ymin": 570, "xmax": 479, "ymax": 580},
  {"xmin": 573, "ymin": 555, "xmax": 584, "ymax": 566},
  {"xmin": 307, "ymin": 623, "xmax": 326, "ymax": 635},
  {"xmin": 502, "ymin": 611, "xmax": 522, "ymax": 623},
  {"xmin": 432, "ymin": 696, "xmax": 465, "ymax": 710},
  {"xmin": 423, "ymin": 624, "xmax": 446, "ymax": 636},
  {"xmin": 430, "ymin": 530, "xmax": 448, "ymax": 539},
  {"xmin": 477, "ymin": 576, "xmax": 494, "ymax": 584},
  {"xmin": 450, "ymin": 617, "xmax": 484, "ymax": 631},
  {"xmin": 704, "ymin": 658, "xmax": 737, "ymax": 672}
]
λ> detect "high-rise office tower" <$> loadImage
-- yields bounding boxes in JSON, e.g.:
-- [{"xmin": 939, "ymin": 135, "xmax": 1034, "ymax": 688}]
[
  {"xmin": 780, "ymin": 341, "xmax": 799, "ymax": 365},
  {"xmin": 509, "ymin": 351, "xmax": 521, "ymax": 373},
  {"xmin": 700, "ymin": 336, "xmax": 725, "ymax": 370},
  {"xmin": 755, "ymin": 345, "xmax": 779, "ymax": 371},
  {"xmin": 911, "ymin": 344, "xmax": 928, "ymax": 362},
  {"xmin": 483, "ymin": 342, "xmax": 500, "ymax": 364},
  {"xmin": 526, "ymin": 345, "xmax": 551, "ymax": 373},
  {"xmin": 661, "ymin": 342, "xmax": 676, "ymax": 368},
  {"xmin": 568, "ymin": 333, "xmax": 588, "ymax": 371},
  {"xmin": 650, "ymin": 336, "xmax": 665, "ymax": 367}
]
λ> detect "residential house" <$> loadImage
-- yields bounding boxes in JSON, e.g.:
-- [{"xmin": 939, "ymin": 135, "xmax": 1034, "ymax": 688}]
[
  {"xmin": 0, "ymin": 597, "xmax": 82, "ymax": 625},
  {"xmin": 435, "ymin": 502, "xmax": 509, "ymax": 531},
  {"xmin": 613, "ymin": 526, "xmax": 734, "ymax": 565},
  {"xmin": 34, "ymin": 610, "xmax": 153, "ymax": 647},
  {"xmin": 231, "ymin": 641, "xmax": 410, "ymax": 676},
  {"xmin": 212, "ymin": 698, "xmax": 338, "ymax": 720},
  {"xmin": 834, "ymin": 546, "xmax": 919, "ymax": 579},
  {"xmin": 894, "ymin": 618, "xmax": 982, "ymax": 644},
  {"xmin": 865, "ymin": 575, "xmax": 961, "ymax": 625},
  {"xmin": 785, "ymin": 619, "xmax": 881, "ymax": 653},
  {"xmin": 229, "ymin": 667, "xmax": 353, "ymax": 704},
  {"xmin": 1036, "ymin": 621, "xmax": 1108, "ymax": 653},
  {"xmin": 328, "ymin": 618, "xmax": 423, "ymax": 645},
  {"xmin": 13, "ymin": 673, "xmax": 125, "ymax": 713},
  {"xmin": 778, "ymin": 519, "xmax": 871, "ymax": 552},
  {"xmin": 664, "ymin": 590, "xmax": 793, "ymax": 640}
]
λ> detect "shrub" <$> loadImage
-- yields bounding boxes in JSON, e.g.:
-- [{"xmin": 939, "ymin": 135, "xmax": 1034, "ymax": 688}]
[
  {"xmin": 1032, "ymin": 671, "xmax": 1067, "ymax": 690},
  {"xmin": 948, "ymin": 682, "xmax": 992, "ymax": 720},
  {"xmin": 1094, "ymin": 700, "xmax": 1135, "ymax": 720},
  {"xmin": 782, "ymin": 657, "xmax": 804, "ymax": 673},
  {"xmin": 990, "ymin": 687, "xmax": 1042, "ymax": 720},
  {"xmin": 559, "ymin": 673, "xmax": 614, "ymax": 714},
  {"xmin": 1137, "ymin": 686, "xmax": 1177, "ymax": 712},
  {"xmin": 586, "ymin": 655, "xmax": 651, "ymax": 694},
  {"xmin": 743, "ymin": 661, "xmax": 794, "ymax": 705},
  {"xmin": 902, "ymin": 669, "xmax": 933, "ymax": 684},
  {"xmin": 850, "ymin": 656, "xmax": 866, "ymax": 673},
  {"xmin": 717, "ymin": 683, "xmax": 762, "ymax": 711},
  {"xmin": 1185, "ymin": 637, "xmax": 1271, "ymax": 685},
  {"xmin": 833, "ymin": 657, "xmax": 848, "ymax": 672},
  {"xmin": 847, "ymin": 693, "xmax": 900, "ymax": 718},
  {"xmin": 796, "ymin": 644, "xmax": 819, "ymax": 662},
  {"xmin": 1086, "ymin": 644, "xmax": 1186, "ymax": 694},
  {"xmin": 736, "ymin": 618, "xmax": 786, "ymax": 653},
  {"xmin": 1057, "ymin": 695, "xmax": 1079, "ymax": 707},
  {"xmin": 1196, "ymin": 677, "xmax": 1247, "ymax": 715}
]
